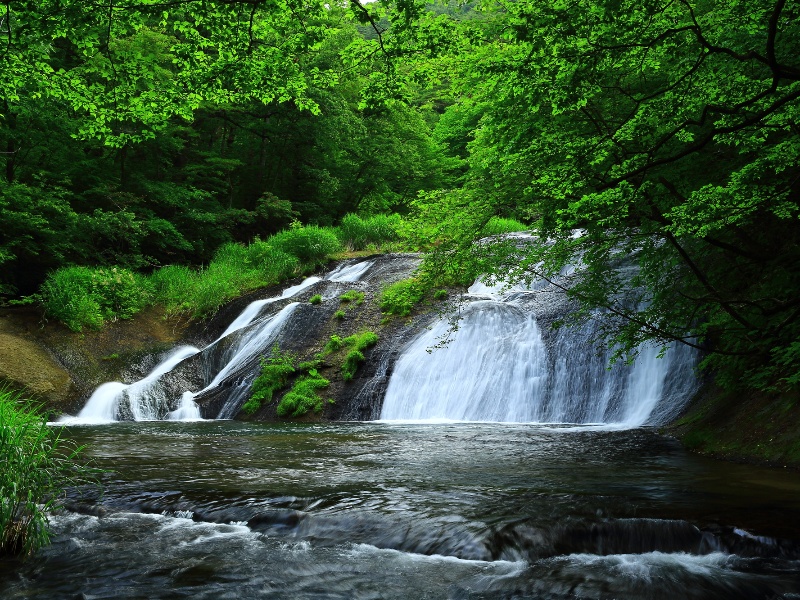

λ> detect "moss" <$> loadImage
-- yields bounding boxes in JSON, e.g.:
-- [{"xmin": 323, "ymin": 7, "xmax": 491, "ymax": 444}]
[
  {"xmin": 339, "ymin": 290, "xmax": 365, "ymax": 305},
  {"xmin": 276, "ymin": 369, "xmax": 330, "ymax": 417}
]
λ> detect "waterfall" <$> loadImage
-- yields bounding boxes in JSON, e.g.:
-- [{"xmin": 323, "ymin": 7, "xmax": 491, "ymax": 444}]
[{"xmin": 380, "ymin": 278, "xmax": 698, "ymax": 427}]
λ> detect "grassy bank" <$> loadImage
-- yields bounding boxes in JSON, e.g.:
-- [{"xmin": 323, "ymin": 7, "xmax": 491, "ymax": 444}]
[
  {"xmin": 0, "ymin": 388, "xmax": 92, "ymax": 556},
  {"xmin": 37, "ymin": 214, "xmax": 529, "ymax": 332},
  {"xmin": 668, "ymin": 384, "xmax": 800, "ymax": 469}
]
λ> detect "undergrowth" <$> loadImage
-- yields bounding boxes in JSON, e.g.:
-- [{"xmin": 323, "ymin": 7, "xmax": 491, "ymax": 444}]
[{"xmin": 0, "ymin": 388, "xmax": 94, "ymax": 556}]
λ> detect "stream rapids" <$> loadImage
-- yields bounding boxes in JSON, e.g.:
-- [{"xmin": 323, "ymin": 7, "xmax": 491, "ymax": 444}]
[{"xmin": 2, "ymin": 421, "xmax": 800, "ymax": 599}]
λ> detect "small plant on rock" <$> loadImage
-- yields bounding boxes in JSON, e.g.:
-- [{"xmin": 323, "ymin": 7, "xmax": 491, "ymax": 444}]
[
  {"xmin": 243, "ymin": 346, "xmax": 296, "ymax": 415},
  {"xmin": 339, "ymin": 290, "xmax": 365, "ymax": 305},
  {"xmin": 276, "ymin": 369, "xmax": 330, "ymax": 417}
]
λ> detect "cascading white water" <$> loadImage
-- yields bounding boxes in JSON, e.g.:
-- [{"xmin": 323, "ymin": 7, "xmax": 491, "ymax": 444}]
[
  {"xmin": 67, "ymin": 260, "xmax": 379, "ymax": 423},
  {"xmin": 74, "ymin": 345, "xmax": 201, "ymax": 423},
  {"xmin": 380, "ymin": 283, "xmax": 698, "ymax": 427},
  {"xmin": 381, "ymin": 302, "xmax": 548, "ymax": 421}
]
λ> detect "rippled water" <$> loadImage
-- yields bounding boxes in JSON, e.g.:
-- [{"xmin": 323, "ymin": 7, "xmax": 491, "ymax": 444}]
[{"xmin": 2, "ymin": 422, "xmax": 800, "ymax": 599}]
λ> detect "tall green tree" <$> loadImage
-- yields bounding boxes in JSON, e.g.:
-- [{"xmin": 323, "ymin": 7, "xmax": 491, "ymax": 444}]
[{"xmin": 409, "ymin": 0, "xmax": 800, "ymax": 391}]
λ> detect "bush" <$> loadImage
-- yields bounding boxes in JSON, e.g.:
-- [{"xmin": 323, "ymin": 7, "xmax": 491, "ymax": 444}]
[
  {"xmin": 339, "ymin": 290, "xmax": 365, "ymax": 305},
  {"xmin": 309, "ymin": 294, "xmax": 322, "ymax": 305},
  {"xmin": 269, "ymin": 225, "xmax": 341, "ymax": 267},
  {"xmin": 276, "ymin": 369, "xmax": 330, "ymax": 417},
  {"xmin": 149, "ymin": 265, "xmax": 197, "ymax": 316},
  {"xmin": 324, "ymin": 335, "xmax": 344, "ymax": 353},
  {"xmin": 1, "ymin": 388, "xmax": 92, "ymax": 556},
  {"xmin": 433, "ymin": 289, "xmax": 448, "ymax": 301},
  {"xmin": 341, "ymin": 350, "xmax": 365, "ymax": 382},
  {"xmin": 481, "ymin": 217, "xmax": 528, "ymax": 237},
  {"xmin": 380, "ymin": 278, "xmax": 425, "ymax": 317},
  {"xmin": 343, "ymin": 331, "xmax": 378, "ymax": 352},
  {"xmin": 333, "ymin": 309, "xmax": 346, "ymax": 320},
  {"xmin": 151, "ymin": 242, "xmax": 301, "ymax": 319},
  {"xmin": 335, "ymin": 213, "xmax": 403, "ymax": 251},
  {"xmin": 41, "ymin": 266, "xmax": 151, "ymax": 331},
  {"xmin": 243, "ymin": 347, "xmax": 296, "ymax": 415}
]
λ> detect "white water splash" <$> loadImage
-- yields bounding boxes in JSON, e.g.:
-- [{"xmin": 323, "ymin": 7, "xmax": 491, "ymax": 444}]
[
  {"xmin": 326, "ymin": 260, "xmax": 374, "ymax": 283},
  {"xmin": 217, "ymin": 276, "xmax": 321, "ymax": 341},
  {"xmin": 69, "ymin": 345, "xmax": 201, "ymax": 423},
  {"xmin": 381, "ymin": 302, "xmax": 549, "ymax": 421},
  {"xmin": 380, "ymin": 295, "xmax": 697, "ymax": 426}
]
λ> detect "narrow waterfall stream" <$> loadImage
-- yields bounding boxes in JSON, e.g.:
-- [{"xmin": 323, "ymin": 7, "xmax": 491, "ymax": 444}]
[{"xmin": 17, "ymin": 255, "xmax": 797, "ymax": 599}]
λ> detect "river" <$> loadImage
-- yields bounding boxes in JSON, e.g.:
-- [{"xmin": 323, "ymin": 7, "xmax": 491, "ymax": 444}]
[{"xmin": 2, "ymin": 421, "xmax": 799, "ymax": 599}]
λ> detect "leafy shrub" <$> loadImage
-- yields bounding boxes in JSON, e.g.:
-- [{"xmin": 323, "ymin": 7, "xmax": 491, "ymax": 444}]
[
  {"xmin": 335, "ymin": 213, "xmax": 403, "ymax": 251},
  {"xmin": 41, "ymin": 266, "xmax": 151, "ymax": 331},
  {"xmin": 151, "ymin": 241, "xmax": 301, "ymax": 319},
  {"xmin": 343, "ymin": 331, "xmax": 378, "ymax": 352},
  {"xmin": 269, "ymin": 225, "xmax": 341, "ymax": 267},
  {"xmin": 340, "ymin": 331, "xmax": 378, "ymax": 381},
  {"xmin": 243, "ymin": 346, "xmax": 296, "ymax": 415},
  {"xmin": 309, "ymin": 294, "xmax": 322, "ymax": 305},
  {"xmin": 276, "ymin": 369, "xmax": 330, "ymax": 417},
  {"xmin": 380, "ymin": 278, "xmax": 425, "ymax": 317},
  {"xmin": 339, "ymin": 290, "xmax": 365, "ymax": 305},
  {"xmin": 433, "ymin": 289, "xmax": 448, "ymax": 301},
  {"xmin": 333, "ymin": 309, "xmax": 346, "ymax": 320},
  {"xmin": 297, "ymin": 358, "xmax": 323, "ymax": 371},
  {"xmin": 1, "ymin": 388, "xmax": 92, "ymax": 556},
  {"xmin": 246, "ymin": 242, "xmax": 299, "ymax": 284},
  {"xmin": 149, "ymin": 265, "xmax": 197, "ymax": 316}
]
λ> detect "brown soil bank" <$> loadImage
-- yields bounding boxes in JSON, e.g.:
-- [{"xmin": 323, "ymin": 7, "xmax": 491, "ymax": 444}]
[
  {"xmin": 0, "ymin": 305, "xmax": 187, "ymax": 414},
  {"xmin": 667, "ymin": 382, "xmax": 800, "ymax": 470}
]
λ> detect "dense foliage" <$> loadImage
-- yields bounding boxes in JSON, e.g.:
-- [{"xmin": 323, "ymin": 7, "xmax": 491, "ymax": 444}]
[
  {"xmin": 404, "ymin": 0, "xmax": 800, "ymax": 392},
  {"xmin": 0, "ymin": 389, "xmax": 92, "ymax": 556},
  {"xmin": 3, "ymin": 0, "xmax": 799, "ymax": 392}
]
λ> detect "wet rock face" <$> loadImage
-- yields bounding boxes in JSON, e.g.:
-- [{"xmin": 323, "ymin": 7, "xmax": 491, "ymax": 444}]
[
  {"xmin": 189, "ymin": 254, "xmax": 432, "ymax": 421},
  {"xmin": 65, "ymin": 254, "xmax": 433, "ymax": 421},
  {"xmin": 0, "ymin": 330, "xmax": 75, "ymax": 406}
]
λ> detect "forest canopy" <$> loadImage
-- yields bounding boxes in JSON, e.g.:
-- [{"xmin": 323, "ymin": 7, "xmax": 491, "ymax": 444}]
[{"xmin": 1, "ymin": 0, "xmax": 799, "ymax": 392}]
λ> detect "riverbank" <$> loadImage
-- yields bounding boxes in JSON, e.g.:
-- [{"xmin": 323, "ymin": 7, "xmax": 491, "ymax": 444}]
[{"xmin": 667, "ymin": 382, "xmax": 800, "ymax": 470}]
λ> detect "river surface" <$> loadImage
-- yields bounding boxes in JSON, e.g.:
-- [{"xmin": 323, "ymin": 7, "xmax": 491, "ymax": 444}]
[{"xmin": 2, "ymin": 422, "xmax": 800, "ymax": 599}]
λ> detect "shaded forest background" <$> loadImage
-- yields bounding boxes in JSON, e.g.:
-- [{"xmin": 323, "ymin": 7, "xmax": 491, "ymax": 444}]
[{"xmin": 1, "ymin": 0, "xmax": 799, "ymax": 394}]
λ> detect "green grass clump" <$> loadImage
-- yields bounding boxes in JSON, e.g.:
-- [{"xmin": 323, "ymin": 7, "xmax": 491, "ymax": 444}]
[
  {"xmin": 150, "ymin": 243, "xmax": 300, "ymax": 319},
  {"xmin": 309, "ymin": 294, "xmax": 322, "ymax": 305},
  {"xmin": 41, "ymin": 266, "xmax": 152, "ymax": 331},
  {"xmin": 333, "ymin": 309, "xmax": 346, "ymax": 320},
  {"xmin": 380, "ymin": 278, "xmax": 425, "ymax": 317},
  {"xmin": 1, "ymin": 388, "xmax": 93, "ymax": 556},
  {"xmin": 269, "ymin": 225, "xmax": 341, "ymax": 268},
  {"xmin": 276, "ymin": 369, "xmax": 330, "ymax": 417},
  {"xmin": 324, "ymin": 334, "xmax": 344, "ymax": 353},
  {"xmin": 433, "ymin": 289, "xmax": 448, "ymax": 301},
  {"xmin": 339, "ymin": 290, "xmax": 365, "ymax": 305},
  {"xmin": 343, "ymin": 331, "xmax": 378, "ymax": 351},
  {"xmin": 340, "ymin": 331, "xmax": 378, "ymax": 381},
  {"xmin": 481, "ymin": 216, "xmax": 528, "ymax": 237},
  {"xmin": 335, "ymin": 213, "xmax": 403, "ymax": 251},
  {"xmin": 341, "ymin": 350, "xmax": 365, "ymax": 381},
  {"xmin": 243, "ymin": 347, "xmax": 296, "ymax": 415}
]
